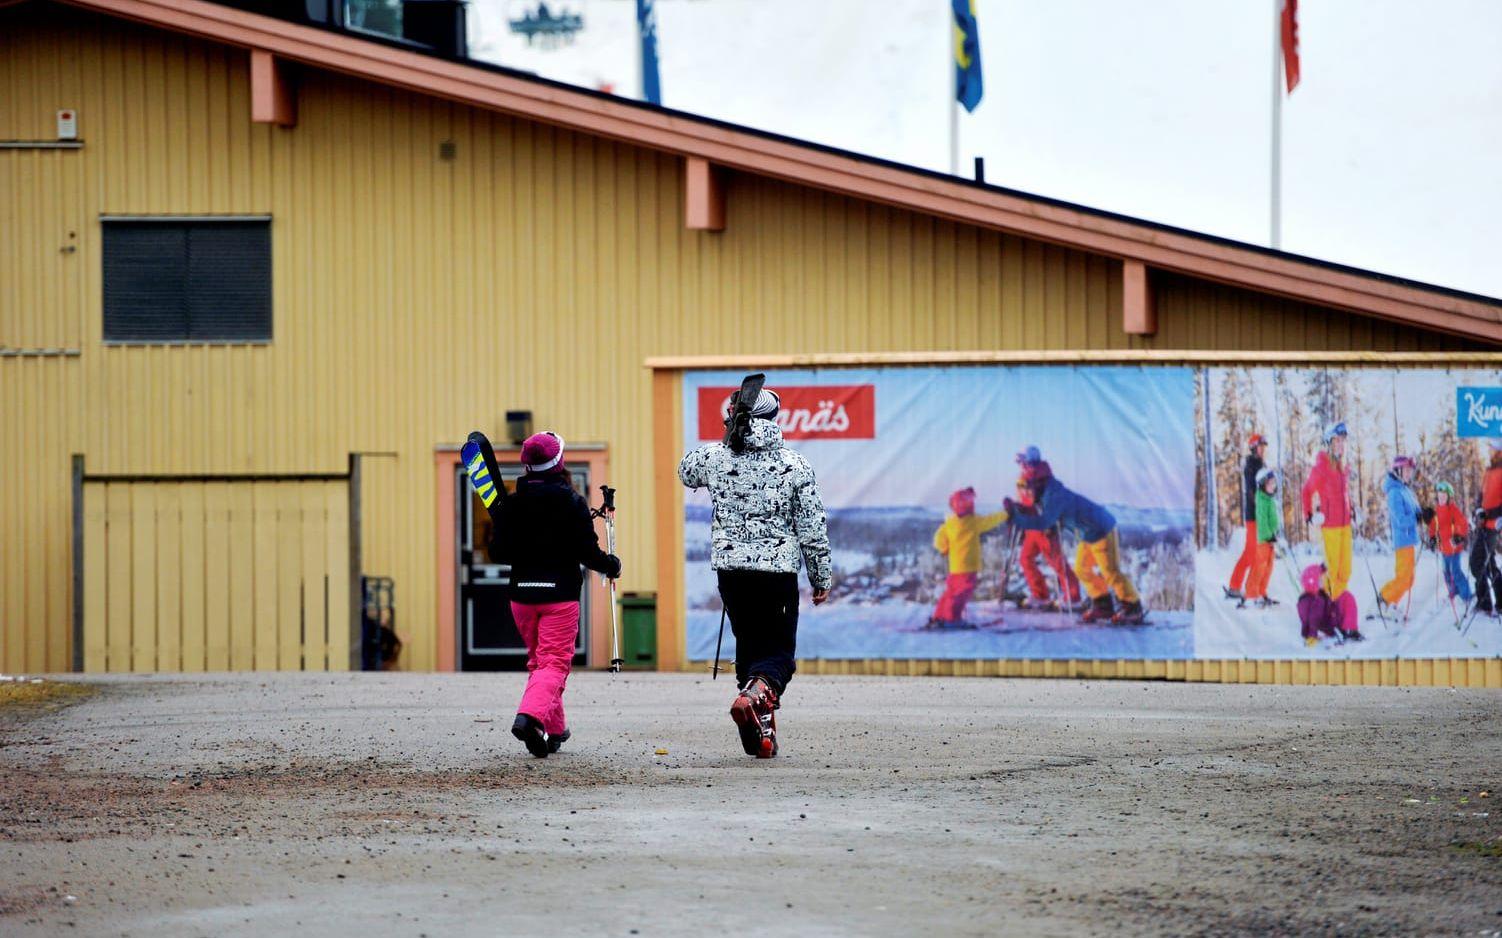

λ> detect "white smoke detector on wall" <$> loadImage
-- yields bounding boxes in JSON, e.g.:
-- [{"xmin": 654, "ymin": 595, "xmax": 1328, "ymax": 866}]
[{"xmin": 56, "ymin": 109, "xmax": 77, "ymax": 140}]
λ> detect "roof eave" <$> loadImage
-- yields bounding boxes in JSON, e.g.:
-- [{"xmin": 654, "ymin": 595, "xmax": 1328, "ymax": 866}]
[{"xmin": 37, "ymin": 0, "xmax": 1502, "ymax": 344}]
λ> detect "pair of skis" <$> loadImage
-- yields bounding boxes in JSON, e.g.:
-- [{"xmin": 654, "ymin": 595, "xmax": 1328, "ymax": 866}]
[{"xmin": 460, "ymin": 430, "xmax": 624, "ymax": 672}]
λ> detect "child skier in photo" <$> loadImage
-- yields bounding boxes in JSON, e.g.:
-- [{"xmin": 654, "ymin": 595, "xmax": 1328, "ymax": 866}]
[
  {"xmin": 1242, "ymin": 467, "xmax": 1281, "ymax": 608},
  {"xmin": 678, "ymin": 386, "xmax": 832, "ymax": 758},
  {"xmin": 1471, "ymin": 439, "xmax": 1502, "ymax": 615},
  {"xmin": 1005, "ymin": 460, "xmax": 1145, "ymax": 624},
  {"xmin": 1428, "ymin": 481, "xmax": 1473, "ymax": 603},
  {"xmin": 1301, "ymin": 421, "xmax": 1353, "ymax": 601},
  {"xmin": 1011, "ymin": 475, "xmax": 1080, "ymax": 611},
  {"xmin": 929, "ymin": 487, "xmax": 1008, "ymax": 628},
  {"xmin": 490, "ymin": 431, "xmax": 622, "ymax": 758},
  {"xmin": 1378, "ymin": 455, "xmax": 1422, "ymax": 612},
  {"xmin": 1297, "ymin": 563, "xmax": 1362, "ymax": 645},
  {"xmin": 1226, "ymin": 434, "xmax": 1268, "ymax": 601}
]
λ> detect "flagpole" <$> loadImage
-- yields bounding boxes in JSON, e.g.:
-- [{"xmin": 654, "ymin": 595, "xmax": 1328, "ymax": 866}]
[
  {"xmin": 950, "ymin": 92, "xmax": 959, "ymax": 175},
  {"xmin": 949, "ymin": 15, "xmax": 959, "ymax": 176},
  {"xmin": 1270, "ymin": 0, "xmax": 1283, "ymax": 250}
]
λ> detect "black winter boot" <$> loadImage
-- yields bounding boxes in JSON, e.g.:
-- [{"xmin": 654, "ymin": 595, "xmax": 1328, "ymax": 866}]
[
  {"xmin": 1080, "ymin": 595, "xmax": 1115, "ymax": 623},
  {"xmin": 511, "ymin": 713, "xmax": 549, "ymax": 758}
]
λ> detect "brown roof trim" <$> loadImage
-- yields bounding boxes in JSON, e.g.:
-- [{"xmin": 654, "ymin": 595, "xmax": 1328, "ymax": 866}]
[
  {"xmin": 645, "ymin": 351, "xmax": 1502, "ymax": 370},
  {"xmin": 42, "ymin": 0, "xmax": 1502, "ymax": 344}
]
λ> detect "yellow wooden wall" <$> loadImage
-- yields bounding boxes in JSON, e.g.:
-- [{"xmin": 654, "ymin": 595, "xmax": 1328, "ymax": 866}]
[
  {"xmin": 0, "ymin": 5, "xmax": 1476, "ymax": 674},
  {"xmin": 81, "ymin": 479, "xmax": 350, "ymax": 672}
]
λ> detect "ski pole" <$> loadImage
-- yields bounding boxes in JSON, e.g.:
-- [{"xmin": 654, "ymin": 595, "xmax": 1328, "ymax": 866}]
[
  {"xmin": 1435, "ymin": 540, "xmax": 1462, "ymax": 631},
  {"xmin": 712, "ymin": 606, "xmax": 727, "ymax": 679},
  {"xmin": 997, "ymin": 524, "xmax": 1019, "ymax": 605},
  {"xmin": 593, "ymin": 485, "xmax": 624, "ymax": 673},
  {"xmin": 1402, "ymin": 536, "xmax": 1431, "ymax": 627},
  {"xmin": 1052, "ymin": 523, "xmax": 1076, "ymax": 616},
  {"xmin": 1275, "ymin": 539, "xmax": 1302, "ymax": 597},
  {"xmin": 1352, "ymin": 509, "xmax": 1390, "ymax": 632}
]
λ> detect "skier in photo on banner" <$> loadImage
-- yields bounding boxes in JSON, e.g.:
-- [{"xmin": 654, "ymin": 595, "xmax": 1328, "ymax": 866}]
[
  {"xmin": 1240, "ymin": 467, "xmax": 1282, "ymax": 609},
  {"xmin": 1010, "ymin": 471, "xmax": 1081, "ymax": 611},
  {"xmin": 1428, "ymin": 481, "xmax": 1473, "ymax": 604},
  {"xmin": 928, "ymin": 486, "xmax": 1008, "ymax": 629},
  {"xmin": 1301, "ymin": 421, "xmax": 1354, "ymax": 601},
  {"xmin": 1377, "ymin": 455, "xmax": 1423, "ymax": 615},
  {"xmin": 1003, "ymin": 452, "xmax": 1145, "ymax": 625},
  {"xmin": 490, "ymin": 431, "xmax": 622, "ymax": 758},
  {"xmin": 1471, "ymin": 439, "xmax": 1502, "ymax": 616},
  {"xmin": 1225, "ymin": 433, "xmax": 1269, "ymax": 601},
  {"xmin": 678, "ymin": 385, "xmax": 832, "ymax": 758},
  {"xmin": 1297, "ymin": 562, "xmax": 1363, "ymax": 646}
]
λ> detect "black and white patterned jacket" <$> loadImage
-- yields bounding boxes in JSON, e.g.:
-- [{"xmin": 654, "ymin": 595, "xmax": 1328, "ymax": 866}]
[{"xmin": 678, "ymin": 419, "xmax": 833, "ymax": 590}]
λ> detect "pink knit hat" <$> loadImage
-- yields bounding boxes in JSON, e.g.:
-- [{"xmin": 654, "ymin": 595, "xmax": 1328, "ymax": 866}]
[
  {"xmin": 1300, "ymin": 563, "xmax": 1324, "ymax": 595},
  {"xmin": 521, "ymin": 431, "xmax": 565, "ymax": 472}
]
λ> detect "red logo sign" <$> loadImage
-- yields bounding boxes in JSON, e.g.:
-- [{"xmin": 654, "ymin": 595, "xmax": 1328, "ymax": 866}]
[{"xmin": 696, "ymin": 385, "xmax": 876, "ymax": 441}]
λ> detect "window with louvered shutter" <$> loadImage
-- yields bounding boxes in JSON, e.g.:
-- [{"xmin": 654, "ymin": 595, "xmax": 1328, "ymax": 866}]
[{"xmin": 102, "ymin": 220, "xmax": 271, "ymax": 342}]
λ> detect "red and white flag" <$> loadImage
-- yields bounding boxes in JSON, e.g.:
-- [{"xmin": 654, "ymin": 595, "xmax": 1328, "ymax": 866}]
[{"xmin": 1280, "ymin": 0, "xmax": 1301, "ymax": 93}]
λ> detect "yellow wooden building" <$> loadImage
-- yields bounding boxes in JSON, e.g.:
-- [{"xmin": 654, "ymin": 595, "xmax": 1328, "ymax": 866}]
[{"xmin": 4, "ymin": 0, "xmax": 1500, "ymax": 683}]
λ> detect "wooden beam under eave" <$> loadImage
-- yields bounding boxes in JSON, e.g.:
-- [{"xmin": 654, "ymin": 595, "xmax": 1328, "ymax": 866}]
[
  {"xmin": 250, "ymin": 49, "xmax": 296, "ymax": 127},
  {"xmin": 1123, "ymin": 259, "xmax": 1156, "ymax": 335},
  {"xmin": 685, "ymin": 157, "xmax": 725, "ymax": 231}
]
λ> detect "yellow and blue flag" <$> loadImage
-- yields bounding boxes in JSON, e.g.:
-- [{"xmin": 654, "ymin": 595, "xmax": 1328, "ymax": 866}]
[{"xmin": 952, "ymin": 0, "xmax": 983, "ymax": 113}]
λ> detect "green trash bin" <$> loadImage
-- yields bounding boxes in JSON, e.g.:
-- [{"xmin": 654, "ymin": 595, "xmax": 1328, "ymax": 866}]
[{"xmin": 618, "ymin": 592, "xmax": 657, "ymax": 669}]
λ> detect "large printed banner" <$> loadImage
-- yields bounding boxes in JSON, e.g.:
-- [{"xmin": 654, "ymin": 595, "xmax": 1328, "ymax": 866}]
[
  {"xmin": 681, "ymin": 364, "xmax": 1502, "ymax": 661},
  {"xmin": 1194, "ymin": 367, "xmax": 1501, "ymax": 659},
  {"xmin": 683, "ymin": 366, "xmax": 1198, "ymax": 661}
]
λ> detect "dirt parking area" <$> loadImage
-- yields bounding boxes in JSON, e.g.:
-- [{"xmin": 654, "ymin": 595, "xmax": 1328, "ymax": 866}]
[{"xmin": 0, "ymin": 672, "xmax": 1498, "ymax": 937}]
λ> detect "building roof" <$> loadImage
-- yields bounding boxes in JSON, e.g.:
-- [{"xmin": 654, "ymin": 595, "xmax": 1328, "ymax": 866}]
[{"xmin": 22, "ymin": 0, "xmax": 1502, "ymax": 344}]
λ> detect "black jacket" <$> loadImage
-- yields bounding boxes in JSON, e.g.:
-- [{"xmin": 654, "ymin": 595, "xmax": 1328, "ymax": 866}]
[
  {"xmin": 490, "ymin": 471, "xmax": 620, "ymax": 604},
  {"xmin": 1241, "ymin": 454, "xmax": 1264, "ymax": 523}
]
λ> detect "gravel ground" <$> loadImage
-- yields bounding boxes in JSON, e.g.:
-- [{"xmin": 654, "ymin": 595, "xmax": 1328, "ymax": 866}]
[{"xmin": 1, "ymin": 672, "xmax": 1499, "ymax": 937}]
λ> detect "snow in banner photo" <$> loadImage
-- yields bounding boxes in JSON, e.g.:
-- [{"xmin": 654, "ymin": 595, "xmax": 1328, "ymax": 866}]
[
  {"xmin": 681, "ymin": 365, "xmax": 1197, "ymax": 661},
  {"xmin": 1194, "ymin": 366, "xmax": 1502, "ymax": 659}
]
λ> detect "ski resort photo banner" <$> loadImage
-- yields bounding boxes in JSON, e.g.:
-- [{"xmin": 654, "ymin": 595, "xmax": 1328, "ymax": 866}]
[{"xmin": 679, "ymin": 364, "xmax": 1502, "ymax": 662}]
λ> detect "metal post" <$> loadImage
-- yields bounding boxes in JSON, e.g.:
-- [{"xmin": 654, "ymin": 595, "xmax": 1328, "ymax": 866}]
[
  {"xmin": 348, "ymin": 453, "xmax": 363, "ymax": 671},
  {"xmin": 949, "ymin": 93, "xmax": 959, "ymax": 176},
  {"xmin": 71, "ymin": 454, "xmax": 84, "ymax": 672},
  {"xmin": 1270, "ymin": 0, "xmax": 1283, "ymax": 250}
]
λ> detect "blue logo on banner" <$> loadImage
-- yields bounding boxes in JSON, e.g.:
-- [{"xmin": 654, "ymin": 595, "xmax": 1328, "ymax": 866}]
[{"xmin": 1457, "ymin": 386, "xmax": 1502, "ymax": 437}]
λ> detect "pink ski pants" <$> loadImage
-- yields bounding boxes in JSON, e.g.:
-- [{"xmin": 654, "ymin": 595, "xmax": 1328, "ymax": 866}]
[{"xmin": 511, "ymin": 600, "xmax": 579, "ymax": 736}]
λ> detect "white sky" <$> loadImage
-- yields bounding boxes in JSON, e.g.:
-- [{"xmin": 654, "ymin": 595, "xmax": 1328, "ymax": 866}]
[{"xmin": 470, "ymin": 0, "xmax": 1502, "ymax": 300}]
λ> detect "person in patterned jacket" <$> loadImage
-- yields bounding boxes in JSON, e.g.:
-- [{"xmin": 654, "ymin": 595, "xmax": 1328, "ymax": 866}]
[{"xmin": 678, "ymin": 387, "xmax": 832, "ymax": 758}]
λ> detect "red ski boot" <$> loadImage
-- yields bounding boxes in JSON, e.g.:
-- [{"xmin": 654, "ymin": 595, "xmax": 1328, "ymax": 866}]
[{"xmin": 730, "ymin": 676, "xmax": 779, "ymax": 758}]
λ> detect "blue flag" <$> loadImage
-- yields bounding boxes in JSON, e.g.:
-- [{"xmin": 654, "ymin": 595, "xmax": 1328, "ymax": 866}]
[
  {"xmin": 638, "ymin": 0, "xmax": 661, "ymax": 105},
  {"xmin": 952, "ymin": 0, "xmax": 983, "ymax": 113}
]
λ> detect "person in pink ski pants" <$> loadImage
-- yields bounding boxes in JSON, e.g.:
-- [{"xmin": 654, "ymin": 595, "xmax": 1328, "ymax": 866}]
[{"xmin": 489, "ymin": 431, "xmax": 621, "ymax": 757}]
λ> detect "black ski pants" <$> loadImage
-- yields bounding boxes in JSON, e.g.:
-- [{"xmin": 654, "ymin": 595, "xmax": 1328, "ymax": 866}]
[
  {"xmin": 1470, "ymin": 528, "xmax": 1502, "ymax": 612},
  {"xmin": 717, "ymin": 569, "xmax": 800, "ymax": 694}
]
